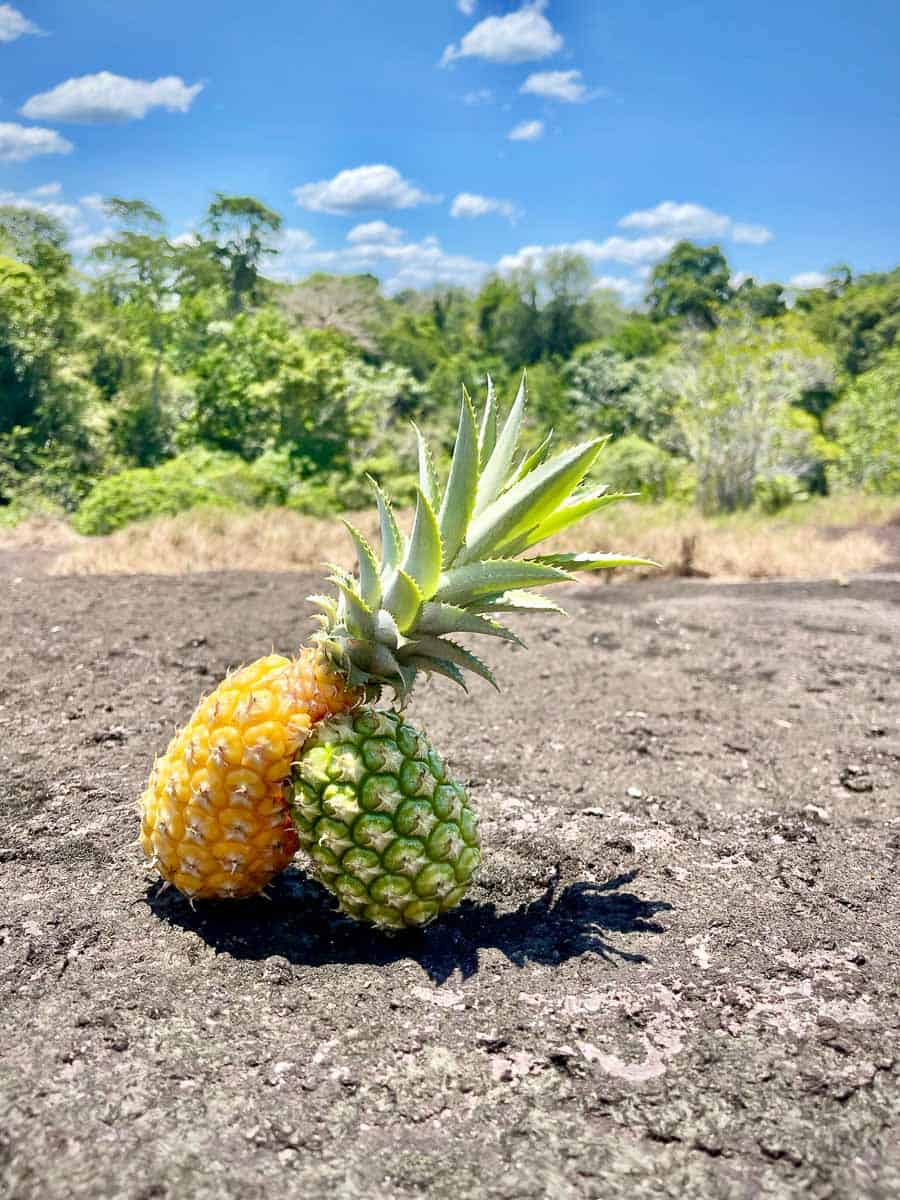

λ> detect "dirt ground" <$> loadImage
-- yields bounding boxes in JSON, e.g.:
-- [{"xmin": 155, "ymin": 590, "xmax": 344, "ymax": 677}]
[{"xmin": 1, "ymin": 554, "xmax": 898, "ymax": 1200}]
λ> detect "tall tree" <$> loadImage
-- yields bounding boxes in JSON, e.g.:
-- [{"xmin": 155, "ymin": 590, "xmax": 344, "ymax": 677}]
[
  {"xmin": 203, "ymin": 193, "xmax": 282, "ymax": 312},
  {"xmin": 89, "ymin": 198, "xmax": 177, "ymax": 461},
  {"xmin": 280, "ymin": 273, "xmax": 385, "ymax": 353},
  {"xmin": 647, "ymin": 240, "xmax": 732, "ymax": 329}
]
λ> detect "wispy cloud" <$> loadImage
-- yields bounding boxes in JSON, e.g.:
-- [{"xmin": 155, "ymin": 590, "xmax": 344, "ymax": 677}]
[
  {"xmin": 457, "ymin": 0, "xmax": 477, "ymax": 13},
  {"xmin": 0, "ymin": 122, "xmax": 73, "ymax": 162},
  {"xmin": 20, "ymin": 73, "xmax": 203, "ymax": 124},
  {"xmin": 520, "ymin": 69, "xmax": 598, "ymax": 103},
  {"xmin": 593, "ymin": 274, "xmax": 646, "ymax": 305},
  {"xmin": 498, "ymin": 235, "xmax": 677, "ymax": 273},
  {"xmin": 731, "ymin": 223, "xmax": 773, "ymax": 245},
  {"xmin": 441, "ymin": 1, "xmax": 563, "ymax": 67},
  {"xmin": 0, "ymin": 185, "xmax": 113, "ymax": 256},
  {"xmin": 346, "ymin": 220, "xmax": 405, "ymax": 244},
  {"xmin": 0, "ymin": 3, "xmax": 40, "ymax": 43},
  {"xmin": 294, "ymin": 164, "xmax": 439, "ymax": 215},
  {"xmin": 787, "ymin": 271, "xmax": 829, "ymax": 290},
  {"xmin": 508, "ymin": 118, "xmax": 544, "ymax": 142},
  {"xmin": 268, "ymin": 227, "xmax": 489, "ymax": 293},
  {"xmin": 463, "ymin": 88, "xmax": 493, "ymax": 106},
  {"xmin": 451, "ymin": 192, "xmax": 521, "ymax": 222},
  {"xmin": 619, "ymin": 201, "xmax": 773, "ymax": 245}
]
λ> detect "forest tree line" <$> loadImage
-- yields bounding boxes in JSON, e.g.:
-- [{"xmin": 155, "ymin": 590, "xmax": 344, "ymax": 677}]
[{"xmin": 1, "ymin": 192, "xmax": 898, "ymax": 534}]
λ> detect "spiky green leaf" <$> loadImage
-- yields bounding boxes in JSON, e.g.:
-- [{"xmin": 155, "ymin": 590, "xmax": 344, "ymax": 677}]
[
  {"xmin": 373, "ymin": 607, "xmax": 401, "ymax": 649},
  {"xmin": 462, "ymin": 438, "xmax": 605, "ymax": 564},
  {"xmin": 404, "ymin": 654, "xmax": 468, "ymax": 692},
  {"xmin": 498, "ymin": 489, "xmax": 632, "ymax": 557},
  {"xmin": 510, "ymin": 430, "xmax": 554, "ymax": 487},
  {"xmin": 411, "ymin": 422, "xmax": 439, "ymax": 510},
  {"xmin": 382, "ymin": 568, "xmax": 424, "ymax": 632},
  {"xmin": 406, "ymin": 637, "xmax": 499, "ymax": 690},
  {"xmin": 368, "ymin": 476, "xmax": 402, "ymax": 574},
  {"xmin": 478, "ymin": 375, "xmax": 497, "ymax": 468},
  {"xmin": 342, "ymin": 521, "xmax": 382, "ymax": 610},
  {"xmin": 439, "ymin": 387, "xmax": 479, "ymax": 566},
  {"xmin": 474, "ymin": 373, "xmax": 526, "ymax": 516},
  {"xmin": 307, "ymin": 593, "xmax": 338, "ymax": 621},
  {"xmin": 369, "ymin": 643, "xmax": 404, "ymax": 679},
  {"xmin": 470, "ymin": 590, "xmax": 568, "ymax": 616},
  {"xmin": 436, "ymin": 559, "xmax": 572, "ymax": 605},
  {"xmin": 401, "ymin": 487, "xmax": 443, "ymax": 599},
  {"xmin": 528, "ymin": 552, "xmax": 660, "ymax": 572},
  {"xmin": 416, "ymin": 601, "xmax": 523, "ymax": 645},
  {"xmin": 329, "ymin": 578, "xmax": 375, "ymax": 640},
  {"xmin": 524, "ymin": 488, "xmax": 629, "ymax": 543}
]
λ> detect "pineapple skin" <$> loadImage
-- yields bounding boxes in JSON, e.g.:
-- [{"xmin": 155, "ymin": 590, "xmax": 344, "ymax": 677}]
[
  {"xmin": 140, "ymin": 648, "xmax": 361, "ymax": 899},
  {"xmin": 289, "ymin": 709, "xmax": 482, "ymax": 929}
]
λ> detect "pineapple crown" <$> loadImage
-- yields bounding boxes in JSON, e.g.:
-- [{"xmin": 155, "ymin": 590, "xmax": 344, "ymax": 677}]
[{"xmin": 310, "ymin": 374, "xmax": 654, "ymax": 700}]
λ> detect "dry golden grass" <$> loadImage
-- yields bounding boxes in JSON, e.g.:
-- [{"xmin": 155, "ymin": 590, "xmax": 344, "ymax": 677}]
[
  {"xmin": 0, "ymin": 514, "xmax": 79, "ymax": 549},
  {"xmin": 49, "ymin": 507, "xmax": 382, "ymax": 577},
  {"xmin": 565, "ymin": 504, "xmax": 892, "ymax": 582},
  {"xmin": 46, "ymin": 496, "xmax": 897, "ymax": 582}
]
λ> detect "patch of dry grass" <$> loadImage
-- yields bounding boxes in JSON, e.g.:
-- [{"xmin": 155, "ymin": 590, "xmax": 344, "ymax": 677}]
[
  {"xmin": 0, "ymin": 514, "xmax": 79, "ymax": 548},
  {"xmin": 45, "ymin": 495, "xmax": 896, "ymax": 581},
  {"xmin": 565, "ymin": 504, "xmax": 892, "ymax": 582},
  {"xmin": 50, "ymin": 507, "xmax": 383, "ymax": 577}
]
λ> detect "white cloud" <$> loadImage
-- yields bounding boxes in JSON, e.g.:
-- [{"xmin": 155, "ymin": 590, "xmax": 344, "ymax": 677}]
[
  {"xmin": 620, "ymin": 202, "xmax": 730, "ymax": 238},
  {"xmin": 521, "ymin": 69, "xmax": 591, "ymax": 103},
  {"xmin": 79, "ymin": 193, "xmax": 106, "ymax": 213},
  {"xmin": 508, "ymin": 118, "xmax": 544, "ymax": 142},
  {"xmin": 0, "ymin": 186, "xmax": 114, "ymax": 259},
  {"xmin": 463, "ymin": 88, "xmax": 493, "ymax": 106},
  {"xmin": 451, "ymin": 192, "xmax": 521, "ymax": 222},
  {"xmin": 0, "ymin": 122, "xmax": 73, "ymax": 162},
  {"xmin": 593, "ymin": 275, "xmax": 645, "ymax": 305},
  {"xmin": 278, "ymin": 227, "xmax": 317, "ymax": 253},
  {"xmin": 346, "ymin": 220, "xmax": 404, "ymax": 244},
  {"xmin": 0, "ymin": 3, "xmax": 40, "ymax": 42},
  {"xmin": 266, "ymin": 228, "xmax": 488, "ymax": 293},
  {"xmin": 20, "ymin": 72, "xmax": 203, "ymax": 124},
  {"xmin": 0, "ymin": 188, "xmax": 80, "ymax": 227},
  {"xmin": 498, "ymin": 235, "xmax": 677, "ymax": 273},
  {"xmin": 619, "ymin": 201, "xmax": 773, "ymax": 246},
  {"xmin": 457, "ymin": 0, "xmax": 477, "ymax": 13},
  {"xmin": 294, "ymin": 164, "xmax": 439, "ymax": 215},
  {"xmin": 30, "ymin": 181, "xmax": 62, "ymax": 197},
  {"xmin": 731, "ymin": 222, "xmax": 773, "ymax": 245},
  {"xmin": 788, "ymin": 271, "xmax": 829, "ymax": 290},
  {"xmin": 441, "ymin": 1, "xmax": 563, "ymax": 66}
]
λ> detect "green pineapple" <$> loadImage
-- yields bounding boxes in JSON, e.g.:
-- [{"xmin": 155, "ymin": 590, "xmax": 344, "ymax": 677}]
[
  {"xmin": 289, "ymin": 375, "xmax": 655, "ymax": 929},
  {"xmin": 289, "ymin": 710, "xmax": 479, "ymax": 928}
]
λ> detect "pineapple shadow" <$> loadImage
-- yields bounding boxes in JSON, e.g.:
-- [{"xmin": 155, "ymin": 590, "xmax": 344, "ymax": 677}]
[{"xmin": 147, "ymin": 868, "xmax": 672, "ymax": 984}]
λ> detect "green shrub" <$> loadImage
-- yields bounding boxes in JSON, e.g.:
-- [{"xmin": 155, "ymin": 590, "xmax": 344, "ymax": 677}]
[
  {"xmin": 754, "ymin": 475, "xmax": 806, "ymax": 514},
  {"xmin": 594, "ymin": 435, "xmax": 685, "ymax": 501},
  {"xmin": 828, "ymin": 350, "xmax": 900, "ymax": 494},
  {"xmin": 70, "ymin": 450, "xmax": 281, "ymax": 535}
]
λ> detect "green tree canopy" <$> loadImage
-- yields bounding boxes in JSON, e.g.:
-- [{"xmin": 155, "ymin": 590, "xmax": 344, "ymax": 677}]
[
  {"xmin": 204, "ymin": 193, "xmax": 282, "ymax": 312},
  {"xmin": 647, "ymin": 240, "xmax": 732, "ymax": 329}
]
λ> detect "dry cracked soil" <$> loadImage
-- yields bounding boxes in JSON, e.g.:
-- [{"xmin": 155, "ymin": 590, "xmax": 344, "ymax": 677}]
[{"xmin": 0, "ymin": 555, "xmax": 898, "ymax": 1199}]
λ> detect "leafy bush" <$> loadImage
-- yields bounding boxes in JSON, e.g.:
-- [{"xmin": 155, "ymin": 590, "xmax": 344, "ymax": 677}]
[
  {"xmin": 828, "ymin": 350, "xmax": 900, "ymax": 494},
  {"xmin": 72, "ymin": 451, "xmax": 262, "ymax": 535},
  {"xmin": 754, "ymin": 475, "xmax": 806, "ymax": 514},
  {"xmin": 594, "ymin": 435, "xmax": 685, "ymax": 501}
]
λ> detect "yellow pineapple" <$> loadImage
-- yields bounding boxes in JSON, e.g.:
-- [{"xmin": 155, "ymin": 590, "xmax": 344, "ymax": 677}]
[
  {"xmin": 140, "ymin": 650, "xmax": 361, "ymax": 898},
  {"xmin": 141, "ymin": 375, "xmax": 653, "ymax": 901}
]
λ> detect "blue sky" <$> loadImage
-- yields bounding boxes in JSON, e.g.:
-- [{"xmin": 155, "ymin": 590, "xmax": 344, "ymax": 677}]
[{"xmin": 1, "ymin": 0, "xmax": 898, "ymax": 300}]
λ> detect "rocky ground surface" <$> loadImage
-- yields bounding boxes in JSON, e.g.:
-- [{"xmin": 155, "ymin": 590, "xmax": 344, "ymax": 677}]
[{"xmin": 0, "ymin": 558, "xmax": 898, "ymax": 1199}]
